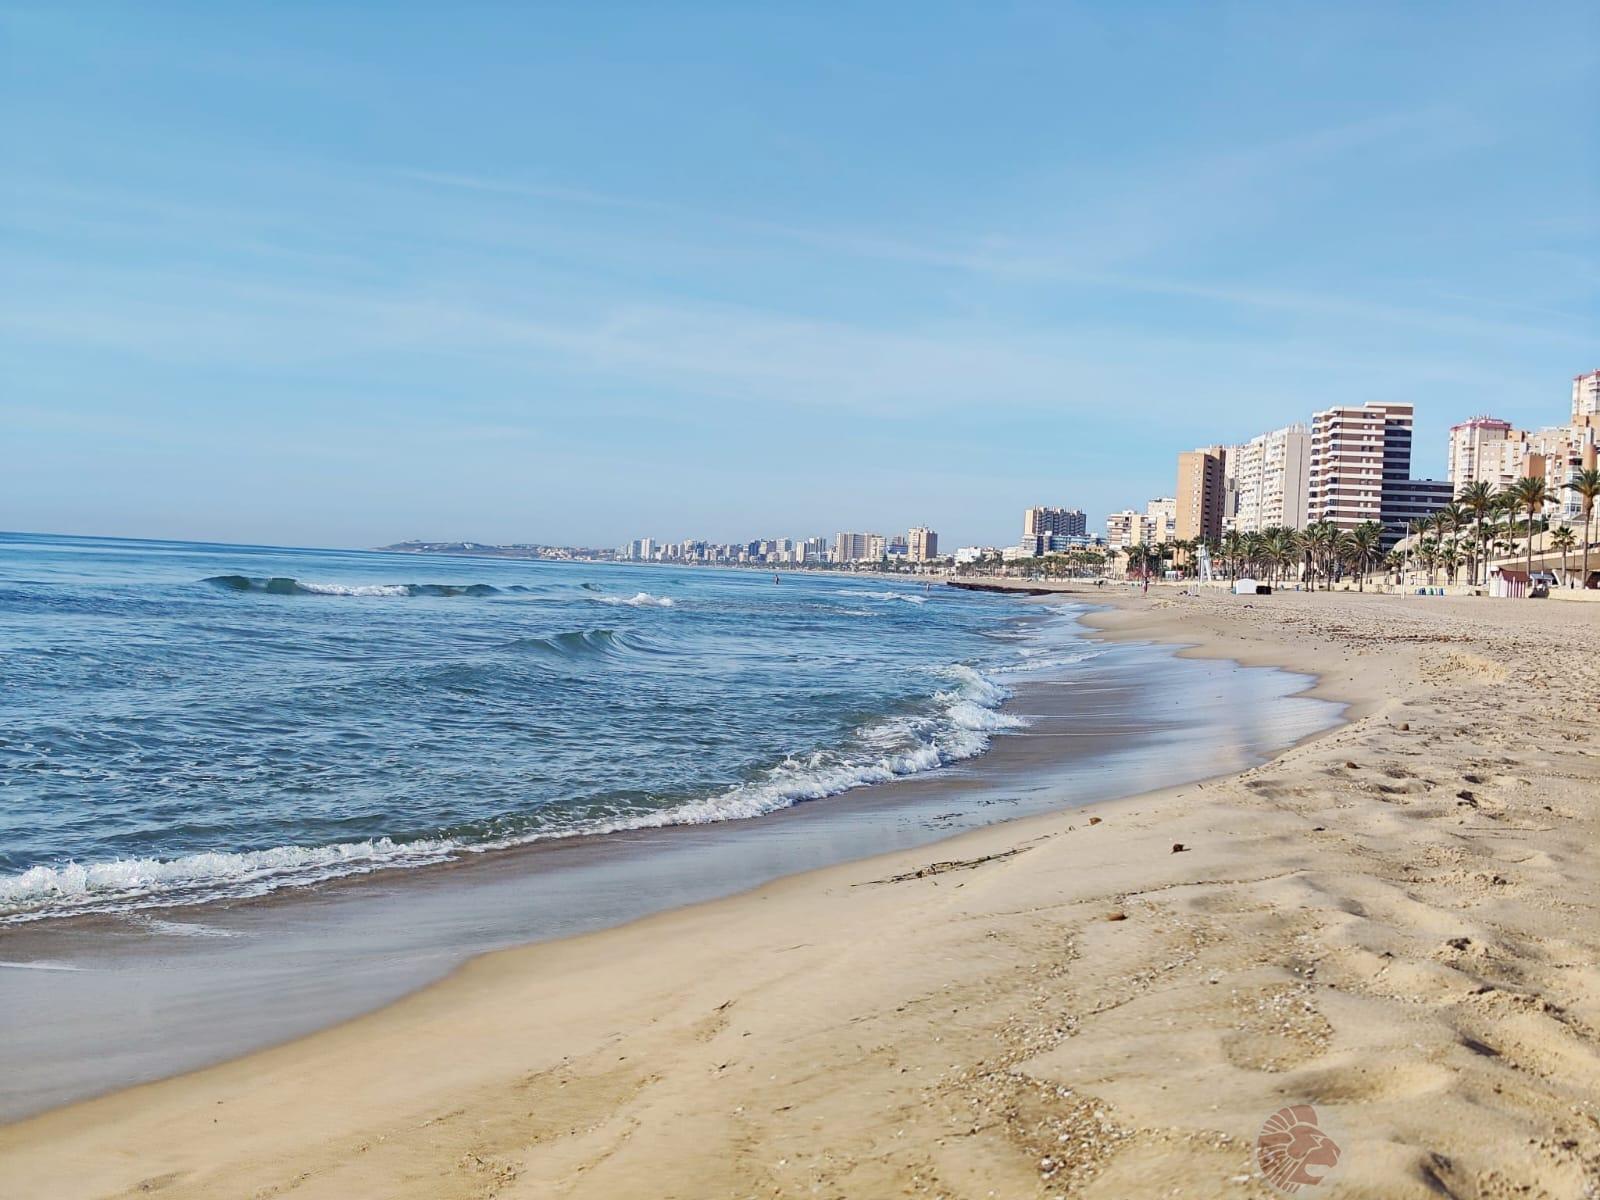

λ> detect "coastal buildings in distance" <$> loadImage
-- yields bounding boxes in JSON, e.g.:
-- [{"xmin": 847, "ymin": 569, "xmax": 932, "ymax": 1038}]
[
  {"xmin": 1016, "ymin": 506, "xmax": 1092, "ymax": 556},
  {"xmin": 1446, "ymin": 372, "xmax": 1600, "ymax": 523},
  {"xmin": 613, "ymin": 526, "xmax": 941, "ymax": 566},
  {"xmin": 397, "ymin": 371, "xmax": 1599, "ymax": 578},
  {"xmin": 1165, "ymin": 405, "xmax": 1449, "ymax": 550},
  {"xmin": 1101, "ymin": 368, "xmax": 1598, "ymax": 560}
]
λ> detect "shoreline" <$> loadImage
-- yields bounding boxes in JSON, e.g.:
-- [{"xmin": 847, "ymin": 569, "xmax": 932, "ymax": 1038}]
[
  {"xmin": 0, "ymin": 600, "xmax": 1339, "ymax": 1122},
  {"xmin": 4, "ymin": 589, "xmax": 1598, "ymax": 1198}
]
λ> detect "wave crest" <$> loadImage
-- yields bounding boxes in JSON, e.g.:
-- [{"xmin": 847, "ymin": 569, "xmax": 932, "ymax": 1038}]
[
  {"xmin": 1, "ymin": 651, "xmax": 1025, "ymax": 923},
  {"xmin": 203, "ymin": 576, "xmax": 501, "ymax": 598},
  {"xmin": 835, "ymin": 589, "xmax": 927, "ymax": 605},
  {"xmin": 501, "ymin": 627, "xmax": 673, "ymax": 659},
  {"xmin": 594, "ymin": 591, "xmax": 675, "ymax": 608},
  {"xmin": 0, "ymin": 838, "xmax": 458, "ymax": 920}
]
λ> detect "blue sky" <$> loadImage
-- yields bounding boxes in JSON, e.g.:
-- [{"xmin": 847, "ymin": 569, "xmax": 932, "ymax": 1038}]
[{"xmin": 3, "ymin": 2, "xmax": 1596, "ymax": 549}]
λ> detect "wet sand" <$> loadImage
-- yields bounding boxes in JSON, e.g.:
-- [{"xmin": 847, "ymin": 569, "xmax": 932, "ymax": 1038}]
[{"xmin": 4, "ymin": 587, "xmax": 1597, "ymax": 1199}]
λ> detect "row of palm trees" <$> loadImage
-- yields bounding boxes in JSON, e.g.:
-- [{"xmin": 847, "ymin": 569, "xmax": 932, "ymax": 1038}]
[
  {"xmin": 1121, "ymin": 467, "xmax": 1600, "ymax": 594},
  {"xmin": 1410, "ymin": 469, "xmax": 1600, "ymax": 590},
  {"xmin": 1203, "ymin": 521, "xmax": 1384, "ymax": 590},
  {"xmin": 1124, "ymin": 528, "xmax": 1369, "ymax": 589}
]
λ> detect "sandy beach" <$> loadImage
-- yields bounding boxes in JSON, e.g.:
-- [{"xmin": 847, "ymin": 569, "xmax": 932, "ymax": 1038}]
[{"xmin": 5, "ymin": 587, "xmax": 1598, "ymax": 1199}]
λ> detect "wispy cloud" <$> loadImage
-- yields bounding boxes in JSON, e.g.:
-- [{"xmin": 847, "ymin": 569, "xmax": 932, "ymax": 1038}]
[{"xmin": 389, "ymin": 105, "xmax": 1585, "ymax": 348}]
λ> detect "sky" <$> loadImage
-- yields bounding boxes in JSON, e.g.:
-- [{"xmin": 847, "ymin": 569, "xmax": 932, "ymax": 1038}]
[{"xmin": 3, "ymin": 2, "xmax": 1596, "ymax": 550}]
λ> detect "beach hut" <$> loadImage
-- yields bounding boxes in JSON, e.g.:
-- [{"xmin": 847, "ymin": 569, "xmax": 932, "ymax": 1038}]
[
  {"xmin": 1489, "ymin": 567, "xmax": 1530, "ymax": 599},
  {"xmin": 1233, "ymin": 578, "xmax": 1263, "ymax": 595}
]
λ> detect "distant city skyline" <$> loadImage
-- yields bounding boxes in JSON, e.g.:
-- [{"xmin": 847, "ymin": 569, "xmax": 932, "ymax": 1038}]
[
  {"xmin": 1097, "ymin": 366, "xmax": 1595, "ymax": 558},
  {"xmin": 3, "ymin": 5, "xmax": 1595, "ymax": 550}
]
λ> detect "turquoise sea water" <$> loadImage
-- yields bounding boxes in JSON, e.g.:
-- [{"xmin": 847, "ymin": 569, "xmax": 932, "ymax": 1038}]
[{"xmin": 0, "ymin": 531, "xmax": 1073, "ymax": 922}]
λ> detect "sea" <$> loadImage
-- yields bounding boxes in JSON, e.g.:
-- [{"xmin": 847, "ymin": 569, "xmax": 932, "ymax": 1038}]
[{"xmin": 0, "ymin": 530, "xmax": 1077, "ymax": 925}]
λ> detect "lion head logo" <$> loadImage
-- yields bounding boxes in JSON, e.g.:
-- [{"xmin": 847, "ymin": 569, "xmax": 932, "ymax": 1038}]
[{"xmin": 1255, "ymin": 1104, "xmax": 1341, "ymax": 1193}]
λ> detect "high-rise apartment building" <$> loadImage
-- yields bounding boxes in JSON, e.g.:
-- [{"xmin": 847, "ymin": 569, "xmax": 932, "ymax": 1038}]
[
  {"xmin": 864, "ymin": 533, "xmax": 886, "ymax": 561},
  {"xmin": 1308, "ymin": 403, "xmax": 1412, "ymax": 529},
  {"xmin": 907, "ymin": 527, "xmax": 939, "ymax": 562},
  {"xmin": 1175, "ymin": 447, "xmax": 1228, "ymax": 543},
  {"xmin": 1447, "ymin": 405, "xmax": 1598, "ymax": 521},
  {"xmin": 1309, "ymin": 402, "xmax": 1444, "ymax": 546},
  {"xmin": 833, "ymin": 532, "xmax": 868, "ymax": 563},
  {"xmin": 1575, "ymin": 370, "xmax": 1600, "ymax": 422},
  {"xmin": 1144, "ymin": 497, "xmax": 1176, "ymax": 544},
  {"xmin": 1447, "ymin": 416, "xmax": 1514, "ymax": 490},
  {"xmin": 1105, "ymin": 510, "xmax": 1143, "ymax": 550},
  {"xmin": 1023, "ymin": 506, "xmax": 1087, "ymax": 540},
  {"xmin": 1229, "ymin": 424, "xmax": 1311, "ymax": 534}
]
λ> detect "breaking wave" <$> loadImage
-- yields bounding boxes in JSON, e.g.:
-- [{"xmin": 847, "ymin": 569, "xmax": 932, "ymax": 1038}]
[
  {"xmin": 0, "ymin": 838, "xmax": 458, "ymax": 921},
  {"xmin": 203, "ymin": 576, "xmax": 502, "ymax": 598},
  {"xmin": 593, "ymin": 591, "xmax": 675, "ymax": 608},
  {"xmin": 0, "ymin": 662, "xmax": 1025, "ymax": 923},
  {"xmin": 836, "ymin": 589, "xmax": 927, "ymax": 605},
  {"xmin": 500, "ymin": 627, "xmax": 674, "ymax": 659}
]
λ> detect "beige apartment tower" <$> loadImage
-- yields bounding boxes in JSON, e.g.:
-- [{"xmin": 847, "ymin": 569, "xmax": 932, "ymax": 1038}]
[
  {"xmin": 1105, "ymin": 509, "xmax": 1143, "ymax": 549},
  {"xmin": 1144, "ymin": 497, "xmax": 1176, "ymax": 544},
  {"xmin": 1447, "ymin": 416, "xmax": 1514, "ymax": 490},
  {"xmin": 1230, "ymin": 424, "xmax": 1311, "ymax": 533},
  {"xmin": 1174, "ymin": 447, "xmax": 1228, "ymax": 543},
  {"xmin": 906, "ymin": 526, "xmax": 938, "ymax": 562},
  {"xmin": 1575, "ymin": 370, "xmax": 1600, "ymax": 422}
]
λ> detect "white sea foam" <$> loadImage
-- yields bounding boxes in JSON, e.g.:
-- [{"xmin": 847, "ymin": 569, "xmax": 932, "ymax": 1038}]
[
  {"xmin": 946, "ymin": 700, "xmax": 1028, "ymax": 731},
  {"xmin": 136, "ymin": 917, "xmax": 239, "ymax": 938},
  {"xmin": 295, "ymin": 582, "xmax": 413, "ymax": 597},
  {"xmin": 1, "ymin": 660, "xmax": 1026, "ymax": 923},
  {"xmin": 1004, "ymin": 647, "xmax": 1104, "ymax": 673},
  {"xmin": 0, "ymin": 838, "xmax": 457, "ymax": 921},
  {"xmin": 593, "ymin": 660, "xmax": 1026, "ymax": 832},
  {"xmin": 596, "ymin": 591, "xmax": 675, "ymax": 607}
]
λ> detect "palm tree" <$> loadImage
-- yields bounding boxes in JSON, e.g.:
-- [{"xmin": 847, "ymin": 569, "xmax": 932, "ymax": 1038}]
[
  {"xmin": 1173, "ymin": 537, "xmax": 1196, "ymax": 579},
  {"xmin": 1504, "ymin": 476, "xmax": 1551, "ymax": 595},
  {"xmin": 1335, "ymin": 530, "xmax": 1355, "ymax": 586},
  {"xmin": 1437, "ymin": 503, "xmax": 1467, "ymax": 582},
  {"xmin": 1456, "ymin": 480, "xmax": 1495, "ymax": 586},
  {"xmin": 1567, "ymin": 467, "xmax": 1600, "ymax": 591},
  {"xmin": 1125, "ymin": 543, "xmax": 1149, "ymax": 588},
  {"xmin": 1550, "ymin": 525, "xmax": 1577, "ymax": 587},
  {"xmin": 1302, "ymin": 521, "xmax": 1337, "ymax": 590},
  {"xmin": 1220, "ymin": 529, "xmax": 1243, "ymax": 581},
  {"xmin": 1490, "ymin": 520, "xmax": 1515, "ymax": 565},
  {"xmin": 1427, "ymin": 509, "xmax": 1451, "ymax": 575},
  {"xmin": 1242, "ymin": 531, "xmax": 1265, "ymax": 581},
  {"xmin": 1487, "ymin": 492, "xmax": 1519, "ymax": 573},
  {"xmin": 1341, "ymin": 520, "xmax": 1382, "ymax": 591},
  {"xmin": 1401, "ymin": 516, "xmax": 1427, "ymax": 587},
  {"xmin": 1417, "ymin": 536, "xmax": 1437, "ymax": 585},
  {"xmin": 1440, "ymin": 538, "xmax": 1461, "ymax": 585},
  {"xmin": 1383, "ymin": 548, "xmax": 1405, "ymax": 586},
  {"xmin": 1266, "ymin": 527, "xmax": 1300, "ymax": 586}
]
